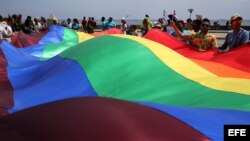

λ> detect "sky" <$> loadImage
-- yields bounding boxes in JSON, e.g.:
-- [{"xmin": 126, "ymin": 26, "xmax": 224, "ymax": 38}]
[{"xmin": 1, "ymin": 0, "xmax": 250, "ymax": 20}]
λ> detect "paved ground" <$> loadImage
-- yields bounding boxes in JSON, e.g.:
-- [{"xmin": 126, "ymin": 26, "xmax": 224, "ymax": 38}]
[{"xmin": 210, "ymin": 30, "xmax": 227, "ymax": 46}]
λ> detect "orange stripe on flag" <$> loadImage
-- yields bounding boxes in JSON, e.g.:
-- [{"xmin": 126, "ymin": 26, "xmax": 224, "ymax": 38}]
[{"xmin": 192, "ymin": 59, "xmax": 250, "ymax": 79}]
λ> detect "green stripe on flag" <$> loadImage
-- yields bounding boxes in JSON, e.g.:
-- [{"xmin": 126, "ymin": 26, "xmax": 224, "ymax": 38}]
[{"xmin": 60, "ymin": 35, "xmax": 250, "ymax": 111}]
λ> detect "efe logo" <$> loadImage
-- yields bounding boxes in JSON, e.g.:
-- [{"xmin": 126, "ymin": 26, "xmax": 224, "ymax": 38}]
[{"xmin": 224, "ymin": 125, "xmax": 250, "ymax": 141}]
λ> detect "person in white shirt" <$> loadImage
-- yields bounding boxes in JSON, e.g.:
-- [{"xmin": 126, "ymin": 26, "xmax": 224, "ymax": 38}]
[
  {"xmin": 2, "ymin": 21, "xmax": 13, "ymax": 42},
  {"xmin": 0, "ymin": 16, "xmax": 4, "ymax": 40},
  {"xmin": 34, "ymin": 18, "xmax": 42, "ymax": 32},
  {"xmin": 0, "ymin": 22, "xmax": 4, "ymax": 40},
  {"xmin": 120, "ymin": 17, "xmax": 128, "ymax": 34}
]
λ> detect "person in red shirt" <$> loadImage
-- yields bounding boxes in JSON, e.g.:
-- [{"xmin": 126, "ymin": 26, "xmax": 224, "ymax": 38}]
[{"xmin": 81, "ymin": 17, "xmax": 87, "ymax": 32}]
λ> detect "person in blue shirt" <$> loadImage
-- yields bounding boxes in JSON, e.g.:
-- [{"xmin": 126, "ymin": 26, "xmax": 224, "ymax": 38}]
[
  {"xmin": 72, "ymin": 18, "xmax": 81, "ymax": 30},
  {"xmin": 101, "ymin": 17, "xmax": 106, "ymax": 31},
  {"xmin": 105, "ymin": 17, "xmax": 116, "ymax": 30},
  {"xmin": 166, "ymin": 15, "xmax": 177, "ymax": 37},
  {"xmin": 218, "ymin": 14, "xmax": 249, "ymax": 52}
]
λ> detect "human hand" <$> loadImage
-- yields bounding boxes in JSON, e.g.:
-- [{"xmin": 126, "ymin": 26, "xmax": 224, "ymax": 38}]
[{"xmin": 169, "ymin": 20, "xmax": 176, "ymax": 27}]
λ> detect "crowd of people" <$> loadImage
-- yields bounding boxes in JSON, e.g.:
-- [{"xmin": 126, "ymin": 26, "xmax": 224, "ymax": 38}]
[
  {"xmin": 0, "ymin": 14, "xmax": 49, "ymax": 42},
  {"xmin": 0, "ymin": 13, "xmax": 249, "ymax": 53},
  {"xmin": 137, "ymin": 13, "xmax": 249, "ymax": 52},
  {"xmin": 169, "ymin": 14, "xmax": 249, "ymax": 52}
]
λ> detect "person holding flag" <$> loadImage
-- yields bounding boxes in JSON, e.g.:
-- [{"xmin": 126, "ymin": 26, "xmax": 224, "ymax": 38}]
[
  {"xmin": 144, "ymin": 14, "xmax": 153, "ymax": 28},
  {"xmin": 170, "ymin": 18, "xmax": 218, "ymax": 51},
  {"xmin": 218, "ymin": 14, "xmax": 249, "ymax": 52}
]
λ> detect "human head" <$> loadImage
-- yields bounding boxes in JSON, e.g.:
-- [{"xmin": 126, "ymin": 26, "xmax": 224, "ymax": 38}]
[
  {"xmin": 18, "ymin": 14, "xmax": 22, "ymax": 21},
  {"xmin": 12, "ymin": 14, "xmax": 17, "ymax": 20},
  {"xmin": 34, "ymin": 18, "xmax": 38, "ymax": 24},
  {"xmin": 192, "ymin": 19, "xmax": 202, "ymax": 32},
  {"xmin": 121, "ymin": 17, "xmax": 126, "ymax": 23},
  {"xmin": 108, "ymin": 17, "xmax": 113, "ymax": 22},
  {"xmin": 168, "ymin": 14, "xmax": 177, "ymax": 22},
  {"xmin": 153, "ymin": 22, "xmax": 162, "ymax": 29},
  {"xmin": 73, "ymin": 18, "xmax": 79, "ymax": 24},
  {"xmin": 24, "ymin": 18, "xmax": 32, "ymax": 27},
  {"xmin": 48, "ymin": 15, "xmax": 58, "ymax": 26},
  {"xmin": 230, "ymin": 14, "xmax": 243, "ymax": 24},
  {"xmin": 187, "ymin": 18, "xmax": 192, "ymax": 24},
  {"xmin": 158, "ymin": 18, "xmax": 163, "ymax": 24},
  {"xmin": 1, "ymin": 21, "xmax": 8, "ymax": 27},
  {"xmin": 0, "ymin": 15, "xmax": 3, "ymax": 22},
  {"xmin": 186, "ymin": 18, "xmax": 193, "ymax": 30},
  {"xmin": 67, "ymin": 18, "xmax": 71, "ymax": 23},
  {"xmin": 27, "ymin": 16, "xmax": 32, "ymax": 20},
  {"xmin": 52, "ymin": 19, "xmax": 58, "ymax": 25},
  {"xmin": 202, "ymin": 18, "xmax": 210, "ymax": 25},
  {"xmin": 41, "ymin": 16, "xmax": 46, "ymax": 23},
  {"xmin": 200, "ymin": 18, "xmax": 210, "ymax": 33},
  {"xmin": 101, "ymin": 17, "xmax": 105, "ymax": 22},
  {"xmin": 230, "ymin": 14, "xmax": 243, "ymax": 30},
  {"xmin": 176, "ymin": 20, "xmax": 185, "ymax": 31}
]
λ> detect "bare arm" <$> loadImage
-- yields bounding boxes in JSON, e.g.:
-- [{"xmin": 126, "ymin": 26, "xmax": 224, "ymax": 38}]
[{"xmin": 170, "ymin": 21, "xmax": 192, "ymax": 40}]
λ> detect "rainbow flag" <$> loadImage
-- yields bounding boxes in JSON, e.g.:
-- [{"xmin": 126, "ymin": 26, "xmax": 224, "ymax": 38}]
[{"xmin": 0, "ymin": 26, "xmax": 250, "ymax": 141}]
